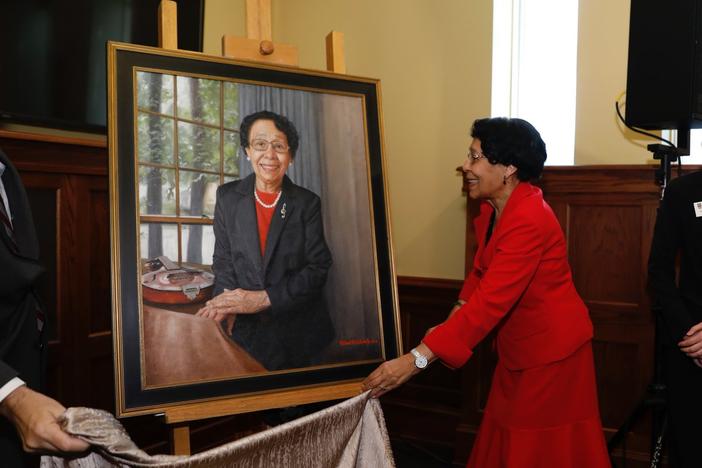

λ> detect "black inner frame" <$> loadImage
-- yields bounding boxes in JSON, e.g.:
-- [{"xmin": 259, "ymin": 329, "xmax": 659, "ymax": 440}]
[{"xmin": 112, "ymin": 44, "xmax": 400, "ymax": 411}]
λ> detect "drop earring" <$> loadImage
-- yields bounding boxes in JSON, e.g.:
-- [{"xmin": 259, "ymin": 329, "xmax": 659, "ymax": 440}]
[{"xmin": 503, "ymin": 175, "xmax": 507, "ymax": 185}]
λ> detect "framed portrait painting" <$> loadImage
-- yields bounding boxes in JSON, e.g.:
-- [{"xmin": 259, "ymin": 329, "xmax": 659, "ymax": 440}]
[{"xmin": 108, "ymin": 42, "xmax": 401, "ymax": 416}]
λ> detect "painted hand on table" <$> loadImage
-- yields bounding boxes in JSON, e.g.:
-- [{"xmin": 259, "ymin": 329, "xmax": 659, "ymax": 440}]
[
  {"xmin": 196, "ymin": 288, "xmax": 271, "ymax": 334},
  {"xmin": 678, "ymin": 322, "xmax": 702, "ymax": 359}
]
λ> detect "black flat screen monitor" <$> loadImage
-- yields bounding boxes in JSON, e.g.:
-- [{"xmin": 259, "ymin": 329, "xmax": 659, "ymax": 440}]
[{"xmin": 0, "ymin": 0, "xmax": 204, "ymax": 134}]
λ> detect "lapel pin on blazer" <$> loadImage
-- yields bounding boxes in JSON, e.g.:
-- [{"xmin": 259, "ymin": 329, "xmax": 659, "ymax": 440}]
[{"xmin": 280, "ymin": 202, "xmax": 287, "ymax": 219}]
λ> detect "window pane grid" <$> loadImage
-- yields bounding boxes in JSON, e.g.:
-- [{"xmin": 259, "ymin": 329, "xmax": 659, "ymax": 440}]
[
  {"xmin": 137, "ymin": 107, "xmax": 240, "ymax": 133},
  {"xmin": 136, "ymin": 70, "xmax": 242, "ymax": 264}
]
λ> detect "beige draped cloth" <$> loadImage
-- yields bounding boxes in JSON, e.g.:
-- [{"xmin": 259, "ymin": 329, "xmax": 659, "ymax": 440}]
[{"xmin": 40, "ymin": 392, "xmax": 394, "ymax": 468}]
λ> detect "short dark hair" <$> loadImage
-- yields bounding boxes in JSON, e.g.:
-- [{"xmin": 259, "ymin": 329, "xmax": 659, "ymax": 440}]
[
  {"xmin": 239, "ymin": 110, "xmax": 300, "ymax": 158},
  {"xmin": 470, "ymin": 117, "xmax": 547, "ymax": 181}
]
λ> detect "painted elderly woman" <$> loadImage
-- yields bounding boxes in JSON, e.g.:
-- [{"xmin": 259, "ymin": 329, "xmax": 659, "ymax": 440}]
[{"xmin": 197, "ymin": 110, "xmax": 334, "ymax": 371}]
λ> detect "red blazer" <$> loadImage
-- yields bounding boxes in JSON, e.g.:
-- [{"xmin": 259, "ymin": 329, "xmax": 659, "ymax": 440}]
[{"xmin": 424, "ymin": 182, "xmax": 592, "ymax": 370}]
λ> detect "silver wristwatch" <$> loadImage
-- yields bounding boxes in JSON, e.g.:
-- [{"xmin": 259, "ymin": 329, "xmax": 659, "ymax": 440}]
[{"xmin": 410, "ymin": 348, "xmax": 428, "ymax": 369}]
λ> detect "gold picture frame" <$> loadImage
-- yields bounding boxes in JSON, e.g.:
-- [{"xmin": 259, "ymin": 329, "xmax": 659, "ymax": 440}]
[{"xmin": 108, "ymin": 42, "xmax": 401, "ymax": 417}]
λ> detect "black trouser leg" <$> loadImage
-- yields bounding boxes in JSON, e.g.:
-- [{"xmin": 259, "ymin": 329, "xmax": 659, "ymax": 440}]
[{"xmin": 664, "ymin": 346, "xmax": 702, "ymax": 468}]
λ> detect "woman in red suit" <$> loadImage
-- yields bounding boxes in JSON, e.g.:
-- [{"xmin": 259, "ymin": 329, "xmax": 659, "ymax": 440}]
[{"xmin": 363, "ymin": 117, "xmax": 610, "ymax": 467}]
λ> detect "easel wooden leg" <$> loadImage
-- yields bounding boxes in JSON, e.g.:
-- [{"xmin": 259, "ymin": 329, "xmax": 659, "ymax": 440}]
[
  {"xmin": 325, "ymin": 31, "xmax": 346, "ymax": 74},
  {"xmin": 246, "ymin": 0, "xmax": 272, "ymax": 40},
  {"xmin": 170, "ymin": 423, "xmax": 191, "ymax": 455},
  {"xmin": 158, "ymin": 0, "xmax": 178, "ymax": 50}
]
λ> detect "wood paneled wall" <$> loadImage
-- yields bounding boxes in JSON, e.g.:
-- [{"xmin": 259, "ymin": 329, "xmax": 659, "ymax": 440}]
[
  {"xmin": 538, "ymin": 166, "xmax": 694, "ymax": 465},
  {"xmin": 3, "ymin": 130, "xmax": 696, "ymax": 464},
  {"xmin": 538, "ymin": 166, "xmax": 663, "ymax": 457},
  {"xmin": 0, "ymin": 132, "xmax": 111, "ymax": 409}
]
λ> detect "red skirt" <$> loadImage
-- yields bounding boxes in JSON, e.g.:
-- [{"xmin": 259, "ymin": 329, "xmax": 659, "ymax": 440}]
[{"xmin": 467, "ymin": 342, "xmax": 610, "ymax": 467}]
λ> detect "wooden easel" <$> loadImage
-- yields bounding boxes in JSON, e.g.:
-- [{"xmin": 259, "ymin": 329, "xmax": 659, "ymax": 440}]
[
  {"xmin": 156, "ymin": 0, "xmax": 357, "ymax": 455},
  {"xmin": 159, "ymin": 0, "xmax": 346, "ymax": 72}
]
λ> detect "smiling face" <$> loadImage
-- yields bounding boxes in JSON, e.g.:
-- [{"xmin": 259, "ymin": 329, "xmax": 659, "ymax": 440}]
[
  {"xmin": 462, "ymin": 138, "xmax": 516, "ymax": 203},
  {"xmin": 245, "ymin": 119, "xmax": 292, "ymax": 192}
]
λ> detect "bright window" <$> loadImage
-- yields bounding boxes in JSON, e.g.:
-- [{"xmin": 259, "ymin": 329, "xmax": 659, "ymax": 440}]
[
  {"xmin": 683, "ymin": 130, "xmax": 702, "ymax": 163},
  {"xmin": 491, "ymin": 0, "xmax": 579, "ymax": 165},
  {"xmin": 659, "ymin": 130, "xmax": 702, "ymax": 164}
]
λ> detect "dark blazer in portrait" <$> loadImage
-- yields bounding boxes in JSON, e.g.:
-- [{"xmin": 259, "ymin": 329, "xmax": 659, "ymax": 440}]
[
  {"xmin": 0, "ymin": 149, "xmax": 47, "ymax": 465},
  {"xmin": 212, "ymin": 173, "xmax": 335, "ymax": 371}
]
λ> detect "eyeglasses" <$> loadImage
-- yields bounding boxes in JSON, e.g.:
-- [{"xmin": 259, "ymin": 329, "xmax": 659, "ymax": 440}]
[
  {"xmin": 468, "ymin": 150, "xmax": 486, "ymax": 161},
  {"xmin": 250, "ymin": 138, "xmax": 290, "ymax": 153}
]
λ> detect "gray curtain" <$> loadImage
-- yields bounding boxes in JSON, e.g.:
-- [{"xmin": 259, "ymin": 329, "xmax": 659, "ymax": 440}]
[
  {"xmin": 237, "ymin": 84, "xmax": 323, "ymax": 196},
  {"xmin": 317, "ymin": 94, "xmax": 382, "ymax": 363}
]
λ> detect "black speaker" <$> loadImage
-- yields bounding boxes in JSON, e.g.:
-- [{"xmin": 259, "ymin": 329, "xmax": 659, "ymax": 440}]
[{"xmin": 626, "ymin": 0, "xmax": 702, "ymax": 130}]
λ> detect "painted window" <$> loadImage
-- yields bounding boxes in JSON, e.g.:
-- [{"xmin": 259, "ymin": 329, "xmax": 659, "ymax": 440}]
[{"xmin": 136, "ymin": 71, "xmax": 241, "ymax": 266}]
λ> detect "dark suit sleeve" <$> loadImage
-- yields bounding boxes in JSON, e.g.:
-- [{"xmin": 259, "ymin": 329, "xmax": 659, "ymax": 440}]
[
  {"xmin": 0, "ymin": 233, "xmax": 43, "ymax": 388},
  {"xmin": 266, "ymin": 195, "xmax": 332, "ymax": 314},
  {"xmin": 0, "ymin": 150, "xmax": 43, "ymax": 389},
  {"xmin": 0, "ymin": 362, "xmax": 19, "ymax": 387},
  {"xmin": 0, "ymin": 246, "xmax": 21, "ymax": 385},
  {"xmin": 0, "ymin": 240, "xmax": 44, "ymax": 298},
  {"xmin": 648, "ymin": 182, "xmax": 696, "ymax": 342},
  {"xmin": 212, "ymin": 186, "xmax": 240, "ymax": 296}
]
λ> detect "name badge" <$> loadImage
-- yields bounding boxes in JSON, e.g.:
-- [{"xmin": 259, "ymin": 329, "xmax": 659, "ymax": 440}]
[{"xmin": 695, "ymin": 201, "xmax": 702, "ymax": 218}]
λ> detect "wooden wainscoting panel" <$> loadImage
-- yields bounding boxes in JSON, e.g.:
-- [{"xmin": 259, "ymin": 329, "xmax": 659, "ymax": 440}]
[
  {"xmin": 19, "ymin": 172, "xmax": 70, "ymax": 403},
  {"xmin": 67, "ymin": 175, "xmax": 113, "ymax": 411},
  {"xmin": 547, "ymin": 199, "xmax": 570, "ymax": 235},
  {"xmin": 87, "ymin": 184, "xmax": 112, "ymax": 334},
  {"xmin": 382, "ymin": 277, "xmax": 465, "ymax": 458},
  {"xmin": 537, "ymin": 168, "xmax": 659, "ymax": 459},
  {"xmin": 536, "ymin": 165, "xmax": 662, "ymax": 195},
  {"xmin": 568, "ymin": 203, "xmax": 643, "ymax": 304},
  {"xmin": 1, "ymin": 132, "xmax": 107, "ymax": 176},
  {"xmin": 537, "ymin": 166, "xmax": 698, "ymax": 462}
]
